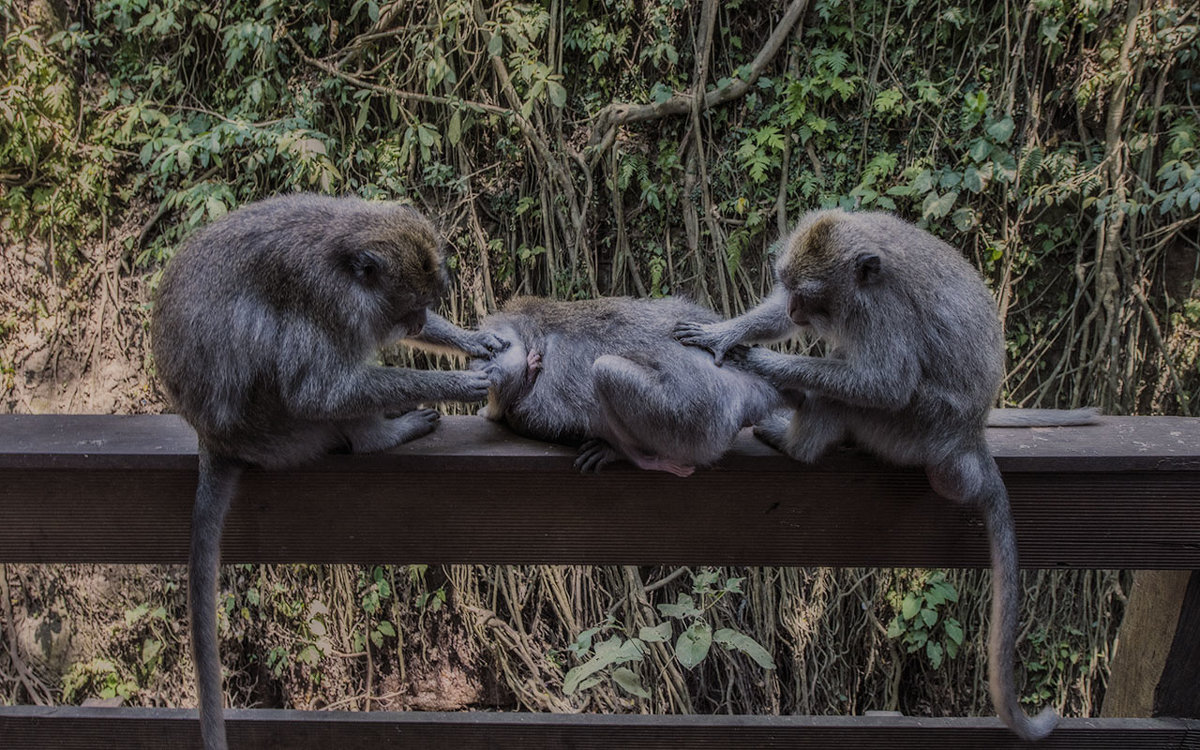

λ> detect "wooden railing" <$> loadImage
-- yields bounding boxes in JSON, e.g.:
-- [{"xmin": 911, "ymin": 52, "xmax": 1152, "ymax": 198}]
[{"xmin": 1, "ymin": 414, "xmax": 1198, "ymax": 748}]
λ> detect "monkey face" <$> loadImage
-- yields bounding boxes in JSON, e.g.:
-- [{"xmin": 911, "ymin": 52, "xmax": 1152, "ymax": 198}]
[
  {"xmin": 776, "ymin": 211, "xmax": 882, "ymax": 331},
  {"xmin": 336, "ymin": 204, "xmax": 448, "ymax": 329}
]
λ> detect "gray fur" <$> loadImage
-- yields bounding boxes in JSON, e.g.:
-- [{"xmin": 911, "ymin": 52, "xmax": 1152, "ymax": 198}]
[
  {"xmin": 987, "ymin": 407, "xmax": 1101, "ymax": 428},
  {"xmin": 457, "ymin": 296, "xmax": 782, "ymax": 475},
  {"xmin": 675, "ymin": 208, "xmax": 1058, "ymax": 740},
  {"xmin": 152, "ymin": 194, "xmax": 500, "ymax": 750}
]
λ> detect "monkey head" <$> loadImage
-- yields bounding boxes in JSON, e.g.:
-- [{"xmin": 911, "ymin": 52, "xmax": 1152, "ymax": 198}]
[
  {"xmin": 774, "ymin": 209, "xmax": 881, "ymax": 336},
  {"xmin": 334, "ymin": 203, "xmax": 449, "ymax": 337}
]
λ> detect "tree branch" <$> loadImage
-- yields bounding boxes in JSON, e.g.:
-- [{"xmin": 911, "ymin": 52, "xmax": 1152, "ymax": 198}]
[{"xmin": 588, "ymin": 0, "xmax": 810, "ymax": 152}]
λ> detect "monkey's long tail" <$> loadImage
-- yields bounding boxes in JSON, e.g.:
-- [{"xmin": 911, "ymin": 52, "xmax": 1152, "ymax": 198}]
[
  {"xmin": 981, "ymin": 456, "xmax": 1058, "ymax": 742},
  {"xmin": 191, "ymin": 451, "xmax": 242, "ymax": 750},
  {"xmin": 987, "ymin": 407, "xmax": 1101, "ymax": 428}
]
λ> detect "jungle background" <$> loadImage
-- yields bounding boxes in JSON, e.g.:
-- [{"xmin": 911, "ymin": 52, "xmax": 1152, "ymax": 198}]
[{"xmin": 2, "ymin": 0, "xmax": 1198, "ymax": 721}]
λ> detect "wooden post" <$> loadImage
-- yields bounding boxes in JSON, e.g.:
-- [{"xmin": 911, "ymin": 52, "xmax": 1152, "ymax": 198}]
[
  {"xmin": 1153, "ymin": 570, "xmax": 1200, "ymax": 718},
  {"xmin": 1103, "ymin": 570, "xmax": 1200, "ymax": 719}
]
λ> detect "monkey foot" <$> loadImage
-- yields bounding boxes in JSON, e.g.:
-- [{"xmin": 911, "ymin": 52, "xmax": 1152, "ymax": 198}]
[
  {"xmin": 575, "ymin": 438, "xmax": 619, "ymax": 473},
  {"xmin": 630, "ymin": 453, "xmax": 695, "ymax": 477},
  {"xmin": 527, "ymin": 349, "xmax": 543, "ymax": 371}
]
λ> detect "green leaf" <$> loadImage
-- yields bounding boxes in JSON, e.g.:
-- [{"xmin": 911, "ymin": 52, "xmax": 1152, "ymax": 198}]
[
  {"xmin": 901, "ymin": 593, "xmax": 921, "ymax": 620},
  {"xmin": 987, "ymin": 116, "xmax": 1015, "ymax": 143},
  {"xmin": 886, "ymin": 616, "xmax": 905, "ymax": 639},
  {"xmin": 926, "ymin": 640, "xmax": 944, "ymax": 669},
  {"xmin": 547, "ymin": 81, "xmax": 567, "ymax": 108},
  {"xmin": 377, "ymin": 621, "xmax": 396, "ymax": 637},
  {"xmin": 922, "ymin": 190, "xmax": 958, "ymax": 220},
  {"xmin": 713, "ymin": 628, "xmax": 775, "ymax": 669},
  {"xmin": 969, "ymin": 138, "xmax": 991, "ymax": 163},
  {"xmin": 921, "ymin": 608, "xmax": 938, "ymax": 628},
  {"xmin": 563, "ymin": 657, "xmax": 607, "ymax": 695},
  {"xmin": 911, "ymin": 169, "xmax": 934, "ymax": 195},
  {"xmin": 650, "ymin": 82, "xmax": 673, "ymax": 104},
  {"xmin": 612, "ymin": 667, "xmax": 650, "ymax": 698},
  {"xmin": 447, "ymin": 112, "xmax": 462, "ymax": 146},
  {"xmin": 639, "ymin": 622, "xmax": 672, "ymax": 643},
  {"xmin": 487, "ymin": 33, "xmax": 503, "ymax": 57},
  {"xmin": 674, "ymin": 621, "xmax": 712, "ymax": 669},
  {"xmin": 952, "ymin": 207, "xmax": 975, "ymax": 232},
  {"xmin": 931, "ymin": 581, "xmax": 959, "ymax": 603},
  {"xmin": 962, "ymin": 166, "xmax": 984, "ymax": 193},
  {"xmin": 562, "ymin": 663, "xmax": 597, "ymax": 695},
  {"xmin": 593, "ymin": 634, "xmax": 624, "ymax": 659},
  {"xmin": 141, "ymin": 638, "xmax": 163, "ymax": 666},
  {"xmin": 417, "ymin": 124, "xmax": 437, "ymax": 148},
  {"xmin": 692, "ymin": 570, "xmax": 720, "ymax": 593},
  {"xmin": 945, "ymin": 618, "xmax": 964, "ymax": 646},
  {"xmin": 657, "ymin": 594, "xmax": 701, "ymax": 619},
  {"xmin": 563, "ymin": 636, "xmax": 643, "ymax": 694}
]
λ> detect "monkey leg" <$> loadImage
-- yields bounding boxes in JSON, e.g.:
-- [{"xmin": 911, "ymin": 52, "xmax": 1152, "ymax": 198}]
[
  {"xmin": 752, "ymin": 412, "xmax": 792, "ymax": 453},
  {"xmin": 754, "ymin": 397, "xmax": 846, "ymax": 463},
  {"xmin": 340, "ymin": 409, "xmax": 440, "ymax": 453},
  {"xmin": 589, "ymin": 354, "xmax": 700, "ymax": 476}
]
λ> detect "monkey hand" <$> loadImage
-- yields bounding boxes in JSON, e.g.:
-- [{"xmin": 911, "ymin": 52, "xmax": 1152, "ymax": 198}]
[
  {"xmin": 672, "ymin": 321, "xmax": 740, "ymax": 365},
  {"xmin": 728, "ymin": 346, "xmax": 789, "ymax": 388},
  {"xmin": 435, "ymin": 369, "xmax": 493, "ymax": 402},
  {"xmin": 462, "ymin": 331, "xmax": 511, "ymax": 359}
]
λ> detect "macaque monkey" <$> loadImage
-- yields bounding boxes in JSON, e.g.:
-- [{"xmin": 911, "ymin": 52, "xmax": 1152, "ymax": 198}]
[
  {"xmin": 675, "ymin": 209, "xmax": 1060, "ymax": 740},
  {"xmin": 151, "ymin": 194, "xmax": 504, "ymax": 750},
  {"xmin": 455, "ymin": 296, "xmax": 784, "ymax": 476}
]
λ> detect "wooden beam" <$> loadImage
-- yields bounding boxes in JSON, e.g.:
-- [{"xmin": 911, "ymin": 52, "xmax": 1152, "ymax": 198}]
[
  {"xmin": 0, "ymin": 415, "xmax": 1198, "ymax": 567},
  {"xmin": 0, "ymin": 707, "xmax": 1196, "ymax": 750}
]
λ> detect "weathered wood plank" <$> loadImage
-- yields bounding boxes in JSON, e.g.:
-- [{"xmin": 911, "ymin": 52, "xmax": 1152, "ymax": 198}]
[
  {"xmin": 0, "ymin": 707, "xmax": 1196, "ymax": 750},
  {"xmin": 1, "ymin": 415, "xmax": 1198, "ymax": 567},
  {"xmin": 2, "ymin": 414, "xmax": 1199, "ymax": 472}
]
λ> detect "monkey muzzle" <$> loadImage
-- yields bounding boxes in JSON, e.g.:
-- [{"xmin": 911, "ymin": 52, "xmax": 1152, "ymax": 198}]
[
  {"xmin": 788, "ymin": 285, "xmax": 831, "ymax": 328},
  {"xmin": 788, "ymin": 293, "xmax": 812, "ymax": 327},
  {"xmin": 399, "ymin": 309, "xmax": 427, "ymax": 337}
]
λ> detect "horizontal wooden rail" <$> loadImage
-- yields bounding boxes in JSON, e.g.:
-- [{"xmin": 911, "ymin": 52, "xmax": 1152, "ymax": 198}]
[
  {"xmin": 0, "ymin": 707, "xmax": 1197, "ymax": 750},
  {"xmin": 1, "ymin": 414, "xmax": 1198, "ymax": 567}
]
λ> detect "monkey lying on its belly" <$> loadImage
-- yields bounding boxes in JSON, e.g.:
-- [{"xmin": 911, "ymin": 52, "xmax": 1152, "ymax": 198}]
[{"xmin": 461, "ymin": 296, "xmax": 787, "ymax": 476}]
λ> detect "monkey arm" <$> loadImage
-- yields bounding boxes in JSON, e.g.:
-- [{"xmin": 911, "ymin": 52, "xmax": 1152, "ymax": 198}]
[
  {"xmin": 402, "ymin": 311, "xmax": 511, "ymax": 358},
  {"xmin": 290, "ymin": 364, "xmax": 491, "ymax": 419},
  {"xmin": 740, "ymin": 347, "xmax": 918, "ymax": 411},
  {"xmin": 673, "ymin": 288, "xmax": 795, "ymax": 364}
]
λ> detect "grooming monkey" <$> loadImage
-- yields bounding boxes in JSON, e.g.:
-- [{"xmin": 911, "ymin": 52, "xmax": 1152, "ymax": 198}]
[
  {"xmin": 451, "ymin": 296, "xmax": 785, "ymax": 476},
  {"xmin": 151, "ymin": 194, "xmax": 505, "ymax": 750},
  {"xmin": 675, "ymin": 209, "xmax": 1059, "ymax": 740}
]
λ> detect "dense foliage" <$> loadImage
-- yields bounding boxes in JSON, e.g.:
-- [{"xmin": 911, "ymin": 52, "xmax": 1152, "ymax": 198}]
[{"xmin": 1, "ymin": 0, "xmax": 1196, "ymax": 722}]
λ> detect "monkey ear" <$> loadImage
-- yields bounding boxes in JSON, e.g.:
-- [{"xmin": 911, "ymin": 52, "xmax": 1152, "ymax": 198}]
[
  {"xmin": 855, "ymin": 253, "xmax": 882, "ymax": 285},
  {"xmin": 343, "ymin": 249, "xmax": 383, "ymax": 282}
]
